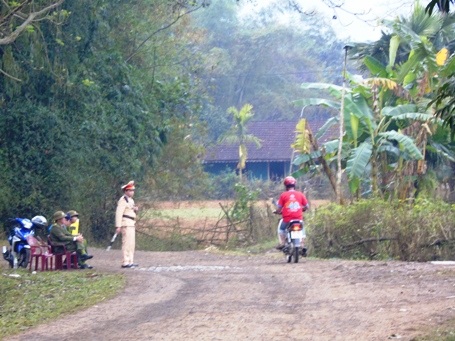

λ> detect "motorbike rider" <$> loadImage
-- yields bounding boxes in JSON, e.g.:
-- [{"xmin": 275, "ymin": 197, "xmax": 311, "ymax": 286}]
[{"xmin": 275, "ymin": 176, "xmax": 309, "ymax": 254}]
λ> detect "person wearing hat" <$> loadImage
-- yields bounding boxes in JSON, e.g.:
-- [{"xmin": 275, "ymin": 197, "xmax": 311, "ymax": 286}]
[
  {"xmin": 115, "ymin": 180, "xmax": 139, "ymax": 268},
  {"xmin": 66, "ymin": 210, "xmax": 80, "ymax": 236},
  {"xmin": 49, "ymin": 211, "xmax": 93, "ymax": 269}
]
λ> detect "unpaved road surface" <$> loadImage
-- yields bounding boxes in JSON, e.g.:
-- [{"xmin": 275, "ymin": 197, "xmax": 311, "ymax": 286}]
[{"xmin": 9, "ymin": 248, "xmax": 455, "ymax": 341}]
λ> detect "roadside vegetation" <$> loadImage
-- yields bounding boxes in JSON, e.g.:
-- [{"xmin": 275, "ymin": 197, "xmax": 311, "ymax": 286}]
[
  {"xmin": 2, "ymin": 0, "xmax": 455, "ymax": 340},
  {"xmin": 0, "ymin": 269, "xmax": 125, "ymax": 339},
  {"xmin": 417, "ymin": 327, "xmax": 455, "ymax": 341},
  {"xmin": 135, "ymin": 184, "xmax": 455, "ymax": 264},
  {"xmin": 307, "ymin": 198, "xmax": 455, "ymax": 261}
]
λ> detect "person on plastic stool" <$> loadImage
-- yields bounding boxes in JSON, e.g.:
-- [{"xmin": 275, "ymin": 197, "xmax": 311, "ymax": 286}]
[
  {"xmin": 115, "ymin": 180, "xmax": 139, "ymax": 268},
  {"xmin": 274, "ymin": 176, "xmax": 309, "ymax": 256},
  {"xmin": 66, "ymin": 210, "xmax": 80, "ymax": 235},
  {"xmin": 49, "ymin": 211, "xmax": 93, "ymax": 269}
]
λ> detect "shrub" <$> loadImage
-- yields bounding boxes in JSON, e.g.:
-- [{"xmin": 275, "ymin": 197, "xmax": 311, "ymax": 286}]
[{"xmin": 306, "ymin": 198, "xmax": 455, "ymax": 261}]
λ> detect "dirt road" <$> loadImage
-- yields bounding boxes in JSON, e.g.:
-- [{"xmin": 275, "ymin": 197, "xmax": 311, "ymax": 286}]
[{"xmin": 9, "ymin": 248, "xmax": 455, "ymax": 341}]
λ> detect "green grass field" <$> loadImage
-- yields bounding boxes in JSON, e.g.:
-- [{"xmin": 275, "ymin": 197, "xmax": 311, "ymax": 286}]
[{"xmin": 0, "ymin": 268, "xmax": 125, "ymax": 339}]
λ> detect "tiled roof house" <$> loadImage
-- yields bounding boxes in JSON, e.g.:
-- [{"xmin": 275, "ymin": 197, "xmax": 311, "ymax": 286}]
[{"xmin": 204, "ymin": 119, "xmax": 336, "ymax": 180}]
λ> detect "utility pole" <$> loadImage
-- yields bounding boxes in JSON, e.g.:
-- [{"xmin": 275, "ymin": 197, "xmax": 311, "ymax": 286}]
[{"xmin": 336, "ymin": 45, "xmax": 352, "ymax": 204}]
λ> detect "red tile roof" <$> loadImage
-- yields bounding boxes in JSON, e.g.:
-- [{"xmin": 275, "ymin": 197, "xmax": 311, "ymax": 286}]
[{"xmin": 204, "ymin": 119, "xmax": 336, "ymax": 163}]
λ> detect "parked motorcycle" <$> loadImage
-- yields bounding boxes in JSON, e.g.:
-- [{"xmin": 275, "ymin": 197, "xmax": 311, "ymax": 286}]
[{"xmin": 2, "ymin": 216, "xmax": 48, "ymax": 268}]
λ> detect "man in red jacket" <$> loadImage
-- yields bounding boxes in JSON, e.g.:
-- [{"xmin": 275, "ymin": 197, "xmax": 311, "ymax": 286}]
[{"xmin": 275, "ymin": 176, "xmax": 309, "ymax": 253}]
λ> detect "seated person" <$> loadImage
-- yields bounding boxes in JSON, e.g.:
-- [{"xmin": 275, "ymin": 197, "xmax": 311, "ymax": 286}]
[
  {"xmin": 49, "ymin": 211, "xmax": 93, "ymax": 269},
  {"xmin": 66, "ymin": 210, "xmax": 80, "ymax": 235}
]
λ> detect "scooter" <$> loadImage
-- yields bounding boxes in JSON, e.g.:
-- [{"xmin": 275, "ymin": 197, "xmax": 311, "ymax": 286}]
[
  {"xmin": 272, "ymin": 198, "xmax": 307, "ymax": 263},
  {"xmin": 2, "ymin": 216, "xmax": 48, "ymax": 269},
  {"xmin": 282, "ymin": 219, "xmax": 305, "ymax": 263}
]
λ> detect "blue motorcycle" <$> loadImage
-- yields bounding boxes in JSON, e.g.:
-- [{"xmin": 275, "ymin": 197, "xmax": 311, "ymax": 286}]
[{"xmin": 2, "ymin": 216, "xmax": 48, "ymax": 268}]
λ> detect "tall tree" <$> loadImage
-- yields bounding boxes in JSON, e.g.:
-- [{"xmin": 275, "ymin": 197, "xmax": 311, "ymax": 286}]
[
  {"xmin": 219, "ymin": 103, "xmax": 262, "ymax": 180},
  {"xmin": 191, "ymin": 1, "xmax": 343, "ymax": 143},
  {"xmin": 0, "ymin": 0, "xmax": 210, "ymax": 240}
]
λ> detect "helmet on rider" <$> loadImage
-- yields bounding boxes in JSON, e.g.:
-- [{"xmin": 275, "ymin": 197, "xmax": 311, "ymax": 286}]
[
  {"xmin": 31, "ymin": 215, "xmax": 48, "ymax": 229},
  {"xmin": 283, "ymin": 176, "xmax": 296, "ymax": 187}
]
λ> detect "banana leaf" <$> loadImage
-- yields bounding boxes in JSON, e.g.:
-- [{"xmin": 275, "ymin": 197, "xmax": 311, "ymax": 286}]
[
  {"xmin": 346, "ymin": 142, "xmax": 373, "ymax": 180},
  {"xmin": 315, "ymin": 116, "xmax": 338, "ymax": 140},
  {"xmin": 378, "ymin": 131, "xmax": 423, "ymax": 160},
  {"xmin": 294, "ymin": 98, "xmax": 340, "ymax": 111},
  {"xmin": 364, "ymin": 56, "xmax": 388, "ymax": 78}
]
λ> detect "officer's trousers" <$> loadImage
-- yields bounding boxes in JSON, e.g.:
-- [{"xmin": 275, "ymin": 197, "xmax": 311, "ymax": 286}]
[{"xmin": 121, "ymin": 226, "xmax": 135, "ymax": 266}]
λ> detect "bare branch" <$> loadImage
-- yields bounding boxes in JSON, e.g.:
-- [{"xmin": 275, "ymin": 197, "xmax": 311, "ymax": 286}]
[
  {"xmin": 0, "ymin": 0, "xmax": 64, "ymax": 46},
  {"xmin": 0, "ymin": 68, "xmax": 22, "ymax": 82},
  {"xmin": 341, "ymin": 237, "xmax": 397, "ymax": 249},
  {"xmin": 125, "ymin": 4, "xmax": 202, "ymax": 63},
  {"xmin": 0, "ymin": 0, "xmax": 32, "ymax": 28}
]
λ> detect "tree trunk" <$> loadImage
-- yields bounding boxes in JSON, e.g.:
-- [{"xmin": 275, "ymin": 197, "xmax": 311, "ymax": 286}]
[{"xmin": 308, "ymin": 127, "xmax": 337, "ymax": 197}]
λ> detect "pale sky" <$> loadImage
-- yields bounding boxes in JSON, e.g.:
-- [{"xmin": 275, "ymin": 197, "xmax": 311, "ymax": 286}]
[
  {"xmin": 321, "ymin": 0, "xmax": 415, "ymax": 42},
  {"xmin": 239, "ymin": 0, "xmax": 416, "ymax": 43}
]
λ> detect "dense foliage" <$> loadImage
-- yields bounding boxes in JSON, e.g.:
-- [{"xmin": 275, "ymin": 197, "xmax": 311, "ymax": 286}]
[
  {"xmin": 291, "ymin": 3, "xmax": 455, "ymax": 203},
  {"xmin": 0, "ymin": 0, "xmax": 351, "ymax": 244},
  {"xmin": 307, "ymin": 198, "xmax": 455, "ymax": 261},
  {"xmin": 2, "ymin": 0, "xmax": 455, "ymax": 246},
  {"xmin": 0, "ymin": 1, "xmax": 207, "ymax": 241},
  {"xmin": 192, "ymin": 0, "xmax": 344, "ymax": 141}
]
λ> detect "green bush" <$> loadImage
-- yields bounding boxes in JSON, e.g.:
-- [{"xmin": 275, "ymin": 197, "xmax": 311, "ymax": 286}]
[{"xmin": 306, "ymin": 198, "xmax": 455, "ymax": 261}]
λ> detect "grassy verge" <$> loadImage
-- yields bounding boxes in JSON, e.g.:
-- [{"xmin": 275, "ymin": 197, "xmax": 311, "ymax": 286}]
[
  {"xmin": 0, "ymin": 268, "xmax": 125, "ymax": 339},
  {"xmin": 144, "ymin": 206, "xmax": 224, "ymax": 220},
  {"xmin": 415, "ymin": 321, "xmax": 455, "ymax": 341}
]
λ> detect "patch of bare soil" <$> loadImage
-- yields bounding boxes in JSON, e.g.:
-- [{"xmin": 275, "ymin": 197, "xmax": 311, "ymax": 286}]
[{"xmin": 8, "ymin": 247, "xmax": 455, "ymax": 341}]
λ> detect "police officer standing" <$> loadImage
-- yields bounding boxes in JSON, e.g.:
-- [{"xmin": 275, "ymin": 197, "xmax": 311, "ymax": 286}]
[{"xmin": 115, "ymin": 181, "xmax": 139, "ymax": 268}]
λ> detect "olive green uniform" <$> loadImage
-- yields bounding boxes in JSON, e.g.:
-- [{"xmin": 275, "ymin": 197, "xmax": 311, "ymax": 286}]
[{"xmin": 49, "ymin": 223, "xmax": 89, "ymax": 264}]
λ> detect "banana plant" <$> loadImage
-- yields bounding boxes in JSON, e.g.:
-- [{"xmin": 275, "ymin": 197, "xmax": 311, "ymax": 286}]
[
  {"xmin": 291, "ymin": 5, "xmax": 455, "ymax": 199},
  {"xmin": 350, "ymin": 5, "xmax": 455, "ymax": 198},
  {"xmin": 294, "ymin": 82, "xmax": 427, "ymax": 198},
  {"xmin": 291, "ymin": 118, "xmax": 338, "ymax": 194}
]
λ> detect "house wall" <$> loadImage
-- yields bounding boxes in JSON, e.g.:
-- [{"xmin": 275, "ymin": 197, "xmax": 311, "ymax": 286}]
[
  {"xmin": 204, "ymin": 163, "xmax": 237, "ymax": 175},
  {"xmin": 247, "ymin": 162, "xmax": 268, "ymax": 179},
  {"xmin": 204, "ymin": 161, "xmax": 291, "ymax": 181},
  {"xmin": 269, "ymin": 161, "xmax": 290, "ymax": 180}
]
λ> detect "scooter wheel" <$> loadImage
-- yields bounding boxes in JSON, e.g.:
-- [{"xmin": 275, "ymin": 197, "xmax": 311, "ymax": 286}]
[{"xmin": 18, "ymin": 249, "xmax": 30, "ymax": 268}]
